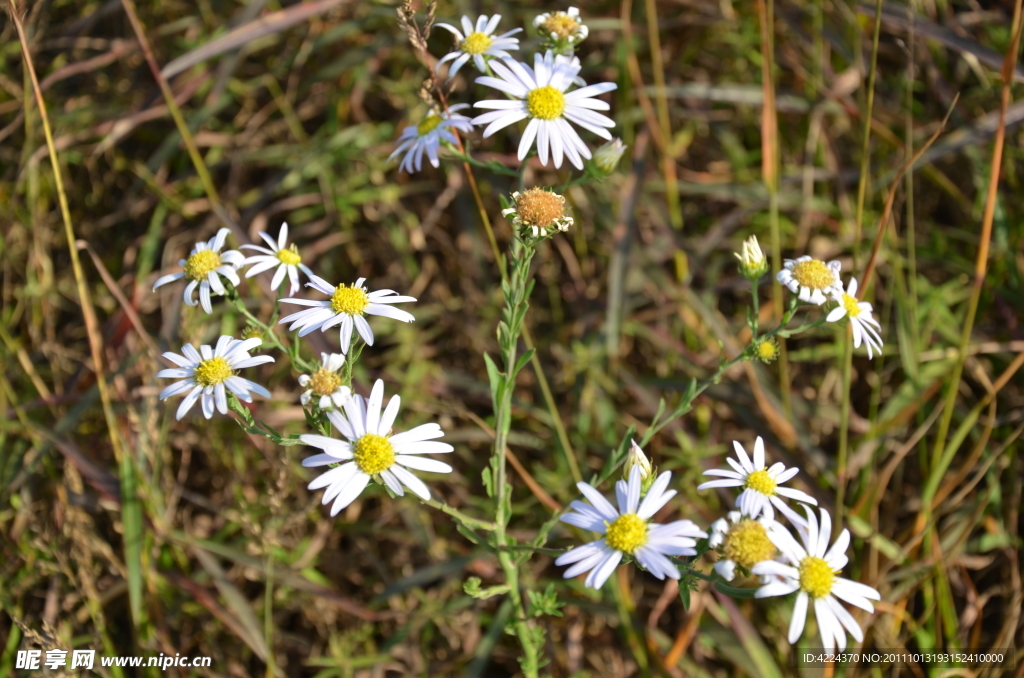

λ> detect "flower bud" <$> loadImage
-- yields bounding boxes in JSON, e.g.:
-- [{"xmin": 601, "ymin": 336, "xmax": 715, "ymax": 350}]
[
  {"xmin": 623, "ymin": 439, "xmax": 652, "ymax": 484},
  {"xmin": 753, "ymin": 337, "xmax": 779, "ymax": 363},
  {"xmin": 734, "ymin": 235, "xmax": 768, "ymax": 280},
  {"xmin": 592, "ymin": 138, "xmax": 627, "ymax": 174}
]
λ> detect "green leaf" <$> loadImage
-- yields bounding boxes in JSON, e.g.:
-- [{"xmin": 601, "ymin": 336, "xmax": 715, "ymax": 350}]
[
  {"xmin": 483, "ymin": 352, "xmax": 504, "ymax": 405},
  {"xmin": 513, "ymin": 348, "xmax": 536, "ymax": 379}
]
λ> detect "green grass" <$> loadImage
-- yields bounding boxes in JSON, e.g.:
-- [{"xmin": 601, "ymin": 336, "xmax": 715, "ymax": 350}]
[{"xmin": 1, "ymin": 0, "xmax": 1023, "ymax": 676}]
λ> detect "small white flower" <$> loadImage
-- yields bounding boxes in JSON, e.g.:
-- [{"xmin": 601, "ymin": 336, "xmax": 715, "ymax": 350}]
[
  {"xmin": 152, "ymin": 228, "xmax": 244, "ymax": 314},
  {"xmin": 301, "ymin": 379, "xmax": 454, "ymax": 516},
  {"xmin": 708, "ymin": 510, "xmax": 778, "ymax": 582},
  {"xmin": 533, "ymin": 7, "xmax": 589, "ymax": 46},
  {"xmin": 157, "ymin": 335, "xmax": 274, "ymax": 420},
  {"xmin": 279, "ymin": 275, "xmax": 415, "ymax": 354},
  {"xmin": 752, "ymin": 506, "xmax": 881, "ymax": 653},
  {"xmin": 776, "ymin": 255, "xmax": 842, "ymax": 305},
  {"xmin": 555, "ymin": 467, "xmax": 707, "ymax": 589},
  {"xmin": 240, "ymin": 222, "xmax": 314, "ymax": 296},
  {"xmin": 827, "ymin": 277, "xmax": 884, "ymax": 359},
  {"xmin": 299, "ymin": 353, "xmax": 351, "ymax": 409},
  {"xmin": 435, "ymin": 15, "xmax": 521, "ymax": 80},
  {"xmin": 388, "ymin": 105, "xmax": 474, "ymax": 174},
  {"xmin": 697, "ymin": 436, "xmax": 817, "ymax": 522},
  {"xmin": 472, "ymin": 51, "xmax": 617, "ymax": 170}
]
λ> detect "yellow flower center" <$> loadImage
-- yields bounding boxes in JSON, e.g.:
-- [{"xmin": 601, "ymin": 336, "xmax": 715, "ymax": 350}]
[
  {"xmin": 756, "ymin": 340, "xmax": 777, "ymax": 361},
  {"xmin": 527, "ymin": 85, "xmax": 566, "ymax": 120},
  {"xmin": 542, "ymin": 13, "xmax": 581, "ymax": 39},
  {"xmin": 308, "ymin": 368, "xmax": 342, "ymax": 397},
  {"xmin": 330, "ymin": 284, "xmax": 369, "ymax": 316},
  {"xmin": 723, "ymin": 519, "xmax": 777, "ymax": 570},
  {"xmin": 276, "ymin": 246, "xmax": 302, "ymax": 266},
  {"xmin": 461, "ymin": 31, "xmax": 493, "ymax": 55},
  {"xmin": 353, "ymin": 433, "xmax": 395, "ymax": 476},
  {"xmin": 184, "ymin": 249, "xmax": 222, "ymax": 281},
  {"xmin": 791, "ymin": 259, "xmax": 836, "ymax": 291},
  {"xmin": 604, "ymin": 513, "xmax": 648, "ymax": 554},
  {"xmin": 744, "ymin": 469, "xmax": 777, "ymax": 496},
  {"xmin": 417, "ymin": 114, "xmax": 442, "ymax": 136},
  {"xmin": 841, "ymin": 293, "xmax": 862, "ymax": 318},
  {"xmin": 798, "ymin": 556, "xmax": 836, "ymax": 599},
  {"xmin": 193, "ymin": 356, "xmax": 233, "ymax": 387}
]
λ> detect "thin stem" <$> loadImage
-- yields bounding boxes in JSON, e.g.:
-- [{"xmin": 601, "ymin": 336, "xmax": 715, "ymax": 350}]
[{"xmin": 421, "ymin": 499, "xmax": 497, "ymax": 532}]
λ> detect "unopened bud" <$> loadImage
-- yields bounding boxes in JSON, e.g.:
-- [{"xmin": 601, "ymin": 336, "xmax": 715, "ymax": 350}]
[
  {"xmin": 593, "ymin": 138, "xmax": 627, "ymax": 174},
  {"xmin": 753, "ymin": 337, "xmax": 779, "ymax": 363},
  {"xmin": 623, "ymin": 439, "xmax": 652, "ymax": 483},
  {"xmin": 734, "ymin": 235, "xmax": 768, "ymax": 280}
]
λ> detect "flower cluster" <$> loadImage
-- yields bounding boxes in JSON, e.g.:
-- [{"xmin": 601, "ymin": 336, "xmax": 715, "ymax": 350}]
[
  {"xmin": 771, "ymin": 242, "xmax": 884, "ymax": 359},
  {"xmin": 393, "ymin": 8, "xmax": 624, "ymax": 173},
  {"xmin": 556, "ymin": 437, "xmax": 881, "ymax": 653},
  {"xmin": 152, "ymin": 221, "xmax": 452, "ymax": 510}
]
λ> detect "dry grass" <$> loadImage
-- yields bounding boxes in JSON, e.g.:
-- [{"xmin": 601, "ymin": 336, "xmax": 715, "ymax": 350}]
[{"xmin": 1, "ymin": 0, "xmax": 1023, "ymax": 676}]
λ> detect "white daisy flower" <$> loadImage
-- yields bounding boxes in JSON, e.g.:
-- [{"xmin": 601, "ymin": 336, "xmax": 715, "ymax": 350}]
[
  {"xmin": 279, "ymin": 275, "xmax": 416, "ymax": 354},
  {"xmin": 388, "ymin": 105, "xmax": 474, "ymax": 174},
  {"xmin": 152, "ymin": 228, "xmax": 244, "ymax": 314},
  {"xmin": 157, "ymin": 335, "xmax": 274, "ymax": 420},
  {"xmin": 240, "ymin": 222, "xmax": 314, "ymax": 297},
  {"xmin": 696, "ymin": 436, "xmax": 817, "ymax": 522},
  {"xmin": 435, "ymin": 15, "xmax": 521, "ymax": 80},
  {"xmin": 300, "ymin": 379, "xmax": 453, "ymax": 516},
  {"xmin": 776, "ymin": 255, "xmax": 842, "ymax": 305},
  {"xmin": 533, "ymin": 7, "xmax": 589, "ymax": 46},
  {"xmin": 554, "ymin": 467, "xmax": 707, "ymax": 589},
  {"xmin": 708, "ymin": 510, "xmax": 778, "ymax": 581},
  {"xmin": 826, "ymin": 277, "xmax": 884, "ymax": 359},
  {"xmin": 299, "ymin": 353, "xmax": 351, "ymax": 409},
  {"xmin": 472, "ymin": 51, "xmax": 617, "ymax": 170},
  {"xmin": 752, "ymin": 506, "xmax": 881, "ymax": 652}
]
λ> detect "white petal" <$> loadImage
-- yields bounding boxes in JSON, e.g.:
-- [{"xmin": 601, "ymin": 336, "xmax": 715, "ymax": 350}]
[
  {"xmin": 329, "ymin": 473, "xmax": 371, "ymax": 516},
  {"xmin": 395, "ymin": 455, "xmax": 452, "ymax": 474},
  {"xmin": 390, "ymin": 465, "xmax": 431, "ymax": 500},
  {"xmin": 789, "ymin": 592, "xmax": 809, "ymax": 643}
]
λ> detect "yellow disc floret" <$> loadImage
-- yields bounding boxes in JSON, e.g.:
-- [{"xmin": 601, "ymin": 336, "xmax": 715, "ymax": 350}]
[
  {"xmin": 798, "ymin": 556, "xmax": 836, "ymax": 599},
  {"xmin": 353, "ymin": 433, "xmax": 395, "ymax": 476},
  {"xmin": 744, "ymin": 469, "xmax": 778, "ymax": 496},
  {"xmin": 841, "ymin": 293, "xmax": 862, "ymax": 318},
  {"xmin": 276, "ymin": 246, "xmax": 302, "ymax": 266},
  {"xmin": 308, "ymin": 368, "xmax": 342, "ymax": 397},
  {"xmin": 527, "ymin": 85, "xmax": 566, "ymax": 120},
  {"xmin": 756, "ymin": 339, "xmax": 778, "ymax": 361},
  {"xmin": 791, "ymin": 259, "xmax": 836, "ymax": 291},
  {"xmin": 417, "ymin": 114, "xmax": 442, "ymax": 136},
  {"xmin": 542, "ymin": 13, "xmax": 581, "ymax": 39},
  {"xmin": 723, "ymin": 519, "xmax": 777, "ymax": 569},
  {"xmin": 193, "ymin": 356, "xmax": 233, "ymax": 387},
  {"xmin": 184, "ymin": 249, "xmax": 222, "ymax": 281},
  {"xmin": 461, "ymin": 32, "xmax": 493, "ymax": 55},
  {"xmin": 604, "ymin": 513, "xmax": 648, "ymax": 554},
  {"xmin": 330, "ymin": 284, "xmax": 369, "ymax": 316}
]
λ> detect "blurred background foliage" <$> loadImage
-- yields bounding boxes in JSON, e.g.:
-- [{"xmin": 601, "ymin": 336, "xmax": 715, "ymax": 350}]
[{"xmin": 0, "ymin": 0, "xmax": 1022, "ymax": 676}]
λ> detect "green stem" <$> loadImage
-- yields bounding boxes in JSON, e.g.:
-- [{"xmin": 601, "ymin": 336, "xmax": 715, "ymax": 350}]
[
  {"xmin": 421, "ymin": 499, "xmax": 497, "ymax": 532},
  {"xmin": 488, "ymin": 234, "xmax": 542, "ymax": 676}
]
